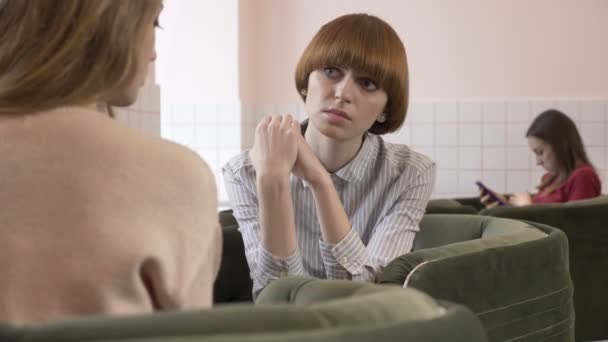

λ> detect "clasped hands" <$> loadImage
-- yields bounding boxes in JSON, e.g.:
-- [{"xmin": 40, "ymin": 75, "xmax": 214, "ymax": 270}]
[{"xmin": 249, "ymin": 115, "xmax": 327, "ymax": 185}]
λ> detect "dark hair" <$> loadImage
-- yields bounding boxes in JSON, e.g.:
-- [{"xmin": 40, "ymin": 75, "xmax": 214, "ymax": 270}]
[
  {"xmin": 295, "ymin": 13, "xmax": 408, "ymax": 135},
  {"xmin": 526, "ymin": 109, "xmax": 591, "ymax": 176}
]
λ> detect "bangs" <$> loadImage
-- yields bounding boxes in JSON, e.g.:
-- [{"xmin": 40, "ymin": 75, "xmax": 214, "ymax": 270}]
[{"xmin": 303, "ymin": 20, "xmax": 397, "ymax": 90}]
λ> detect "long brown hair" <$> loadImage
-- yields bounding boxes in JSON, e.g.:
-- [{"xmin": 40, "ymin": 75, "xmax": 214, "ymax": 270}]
[
  {"xmin": 0, "ymin": 0, "xmax": 162, "ymax": 114},
  {"xmin": 295, "ymin": 14, "xmax": 409, "ymax": 135},
  {"xmin": 526, "ymin": 109, "xmax": 592, "ymax": 179}
]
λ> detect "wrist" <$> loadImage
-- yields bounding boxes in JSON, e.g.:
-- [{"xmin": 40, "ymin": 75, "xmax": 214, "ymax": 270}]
[
  {"xmin": 308, "ymin": 170, "xmax": 332, "ymax": 190},
  {"xmin": 257, "ymin": 172, "xmax": 290, "ymax": 190}
]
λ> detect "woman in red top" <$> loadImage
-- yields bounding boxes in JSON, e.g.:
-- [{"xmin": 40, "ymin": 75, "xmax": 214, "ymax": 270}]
[{"xmin": 482, "ymin": 109, "xmax": 601, "ymax": 207}]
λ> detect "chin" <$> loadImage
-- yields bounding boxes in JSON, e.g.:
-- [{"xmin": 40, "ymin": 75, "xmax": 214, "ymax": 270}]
[{"xmin": 310, "ymin": 116, "xmax": 353, "ymax": 141}]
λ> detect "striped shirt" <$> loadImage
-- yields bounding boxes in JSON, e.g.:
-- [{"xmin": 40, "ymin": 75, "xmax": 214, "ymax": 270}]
[{"xmin": 222, "ymin": 132, "xmax": 436, "ymax": 295}]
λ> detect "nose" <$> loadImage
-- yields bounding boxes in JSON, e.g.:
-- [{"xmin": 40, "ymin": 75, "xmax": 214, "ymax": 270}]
[{"xmin": 335, "ymin": 73, "xmax": 355, "ymax": 104}]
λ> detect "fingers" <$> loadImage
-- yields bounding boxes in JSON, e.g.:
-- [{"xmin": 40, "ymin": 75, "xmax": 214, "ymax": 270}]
[
  {"xmin": 480, "ymin": 194, "xmax": 494, "ymax": 206},
  {"xmin": 286, "ymin": 115, "xmax": 301, "ymax": 135},
  {"xmin": 486, "ymin": 201, "xmax": 499, "ymax": 209},
  {"xmin": 268, "ymin": 115, "xmax": 282, "ymax": 130},
  {"xmin": 280, "ymin": 114, "xmax": 292, "ymax": 127},
  {"xmin": 257, "ymin": 114, "xmax": 299, "ymax": 133},
  {"xmin": 256, "ymin": 115, "xmax": 272, "ymax": 132}
]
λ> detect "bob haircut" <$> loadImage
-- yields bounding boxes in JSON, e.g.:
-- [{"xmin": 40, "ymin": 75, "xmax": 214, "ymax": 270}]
[
  {"xmin": 295, "ymin": 13, "xmax": 409, "ymax": 135},
  {"xmin": 526, "ymin": 109, "xmax": 592, "ymax": 176},
  {"xmin": 0, "ymin": 0, "xmax": 162, "ymax": 114}
]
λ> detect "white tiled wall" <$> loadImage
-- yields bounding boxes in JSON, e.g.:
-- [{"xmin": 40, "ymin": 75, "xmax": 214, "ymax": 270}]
[
  {"xmin": 382, "ymin": 98, "xmax": 608, "ymax": 199},
  {"xmin": 161, "ymin": 100, "xmax": 242, "ymax": 203},
  {"xmin": 161, "ymin": 98, "xmax": 608, "ymax": 203}
]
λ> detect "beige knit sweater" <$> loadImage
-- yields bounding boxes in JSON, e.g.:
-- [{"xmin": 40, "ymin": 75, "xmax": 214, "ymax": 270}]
[{"xmin": 0, "ymin": 107, "xmax": 221, "ymax": 325}]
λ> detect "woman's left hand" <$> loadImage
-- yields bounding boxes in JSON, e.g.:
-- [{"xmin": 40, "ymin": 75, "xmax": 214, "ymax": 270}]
[
  {"xmin": 292, "ymin": 134, "xmax": 328, "ymax": 186},
  {"xmin": 509, "ymin": 192, "xmax": 532, "ymax": 206}
]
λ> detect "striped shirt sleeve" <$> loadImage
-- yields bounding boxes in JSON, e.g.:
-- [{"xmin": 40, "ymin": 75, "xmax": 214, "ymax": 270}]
[{"xmin": 222, "ymin": 163, "xmax": 306, "ymax": 295}]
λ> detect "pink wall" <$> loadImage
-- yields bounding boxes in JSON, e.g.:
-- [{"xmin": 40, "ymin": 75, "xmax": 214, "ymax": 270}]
[{"xmin": 239, "ymin": 0, "xmax": 608, "ymax": 104}]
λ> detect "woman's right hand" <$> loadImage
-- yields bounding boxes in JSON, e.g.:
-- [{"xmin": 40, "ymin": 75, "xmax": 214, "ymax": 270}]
[
  {"xmin": 479, "ymin": 190, "xmax": 508, "ymax": 209},
  {"xmin": 249, "ymin": 115, "xmax": 300, "ymax": 179}
]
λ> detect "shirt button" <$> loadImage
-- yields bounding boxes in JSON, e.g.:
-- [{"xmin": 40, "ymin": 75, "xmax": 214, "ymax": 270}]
[{"xmin": 341, "ymin": 257, "xmax": 348, "ymax": 263}]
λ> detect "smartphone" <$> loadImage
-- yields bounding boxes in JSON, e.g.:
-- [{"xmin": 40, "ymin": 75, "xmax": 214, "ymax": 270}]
[{"xmin": 475, "ymin": 181, "xmax": 507, "ymax": 206}]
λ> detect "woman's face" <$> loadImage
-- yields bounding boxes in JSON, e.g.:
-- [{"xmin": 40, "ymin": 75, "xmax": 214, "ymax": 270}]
[
  {"xmin": 304, "ymin": 66, "xmax": 388, "ymax": 141},
  {"xmin": 528, "ymin": 136, "xmax": 559, "ymax": 173},
  {"xmin": 108, "ymin": 10, "xmax": 160, "ymax": 107}
]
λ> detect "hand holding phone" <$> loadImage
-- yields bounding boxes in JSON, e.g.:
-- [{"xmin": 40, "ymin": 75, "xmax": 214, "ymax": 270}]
[{"xmin": 475, "ymin": 181, "xmax": 507, "ymax": 206}]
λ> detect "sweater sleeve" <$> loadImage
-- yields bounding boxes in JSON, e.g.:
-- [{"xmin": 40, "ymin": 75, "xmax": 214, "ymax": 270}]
[{"xmin": 222, "ymin": 162, "xmax": 306, "ymax": 296}]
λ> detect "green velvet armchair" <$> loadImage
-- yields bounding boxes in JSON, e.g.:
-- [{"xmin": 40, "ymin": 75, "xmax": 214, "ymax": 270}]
[
  {"xmin": 425, "ymin": 198, "xmax": 479, "ymax": 214},
  {"xmin": 215, "ymin": 211, "xmax": 574, "ymax": 341},
  {"xmin": 378, "ymin": 214, "xmax": 574, "ymax": 342},
  {"xmin": 0, "ymin": 277, "xmax": 487, "ymax": 342},
  {"xmin": 214, "ymin": 224, "xmax": 253, "ymax": 303},
  {"xmin": 481, "ymin": 196, "xmax": 608, "ymax": 342}
]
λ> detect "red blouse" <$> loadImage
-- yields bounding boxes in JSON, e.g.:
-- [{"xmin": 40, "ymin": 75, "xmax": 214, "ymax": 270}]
[{"xmin": 532, "ymin": 164, "xmax": 602, "ymax": 204}]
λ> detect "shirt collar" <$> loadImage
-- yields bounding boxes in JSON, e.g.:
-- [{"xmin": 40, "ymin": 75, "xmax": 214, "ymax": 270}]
[{"xmin": 333, "ymin": 133, "xmax": 377, "ymax": 184}]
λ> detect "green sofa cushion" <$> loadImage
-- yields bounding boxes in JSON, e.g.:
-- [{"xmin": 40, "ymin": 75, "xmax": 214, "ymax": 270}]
[
  {"xmin": 257, "ymin": 277, "xmax": 442, "ymax": 323},
  {"xmin": 1, "ymin": 278, "xmax": 488, "ymax": 342}
]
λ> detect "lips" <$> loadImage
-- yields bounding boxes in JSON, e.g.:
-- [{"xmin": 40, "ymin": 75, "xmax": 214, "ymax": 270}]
[{"xmin": 323, "ymin": 108, "xmax": 351, "ymax": 121}]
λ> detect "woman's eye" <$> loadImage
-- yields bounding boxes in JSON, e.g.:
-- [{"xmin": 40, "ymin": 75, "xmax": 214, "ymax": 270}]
[
  {"xmin": 359, "ymin": 78, "xmax": 378, "ymax": 91},
  {"xmin": 324, "ymin": 67, "xmax": 341, "ymax": 79}
]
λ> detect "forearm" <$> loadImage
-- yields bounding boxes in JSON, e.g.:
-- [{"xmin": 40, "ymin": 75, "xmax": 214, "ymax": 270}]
[
  {"xmin": 309, "ymin": 175, "xmax": 376, "ymax": 281},
  {"xmin": 257, "ymin": 174, "xmax": 297, "ymax": 257},
  {"xmin": 310, "ymin": 174, "xmax": 352, "ymax": 244}
]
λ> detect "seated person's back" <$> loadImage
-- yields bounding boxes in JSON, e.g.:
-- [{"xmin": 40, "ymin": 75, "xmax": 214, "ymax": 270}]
[
  {"xmin": 0, "ymin": 1, "xmax": 221, "ymax": 325},
  {"xmin": 0, "ymin": 107, "xmax": 221, "ymax": 325}
]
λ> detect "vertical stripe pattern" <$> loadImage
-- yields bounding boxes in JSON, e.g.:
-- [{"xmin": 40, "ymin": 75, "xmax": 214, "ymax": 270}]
[{"xmin": 223, "ymin": 133, "xmax": 436, "ymax": 295}]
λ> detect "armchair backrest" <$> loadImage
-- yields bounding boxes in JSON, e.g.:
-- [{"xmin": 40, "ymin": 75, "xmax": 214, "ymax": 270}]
[
  {"xmin": 0, "ymin": 277, "xmax": 488, "ymax": 342},
  {"xmin": 257, "ymin": 276, "xmax": 488, "ymax": 342},
  {"xmin": 379, "ymin": 215, "xmax": 574, "ymax": 342},
  {"xmin": 481, "ymin": 195, "xmax": 608, "ymax": 341},
  {"xmin": 412, "ymin": 214, "xmax": 540, "ymax": 251},
  {"xmin": 425, "ymin": 199, "xmax": 479, "ymax": 214},
  {"xmin": 214, "ymin": 224, "xmax": 252, "ymax": 303}
]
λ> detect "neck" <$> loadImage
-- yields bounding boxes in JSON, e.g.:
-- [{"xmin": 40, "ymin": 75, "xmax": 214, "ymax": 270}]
[{"xmin": 304, "ymin": 124, "xmax": 364, "ymax": 173}]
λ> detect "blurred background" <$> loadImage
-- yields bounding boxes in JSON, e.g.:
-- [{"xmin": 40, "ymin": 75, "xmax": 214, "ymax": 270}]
[{"xmin": 124, "ymin": 0, "xmax": 608, "ymax": 206}]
